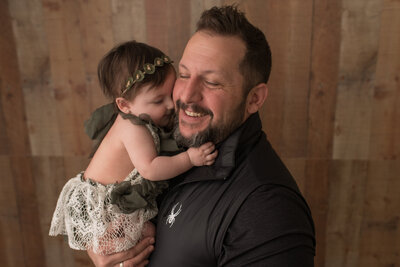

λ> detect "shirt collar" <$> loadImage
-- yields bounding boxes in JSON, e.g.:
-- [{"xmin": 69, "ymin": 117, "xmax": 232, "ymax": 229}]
[{"xmin": 178, "ymin": 112, "xmax": 263, "ymax": 184}]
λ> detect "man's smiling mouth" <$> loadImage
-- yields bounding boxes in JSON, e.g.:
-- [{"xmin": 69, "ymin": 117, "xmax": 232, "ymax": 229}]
[{"xmin": 184, "ymin": 110, "xmax": 206, "ymax": 117}]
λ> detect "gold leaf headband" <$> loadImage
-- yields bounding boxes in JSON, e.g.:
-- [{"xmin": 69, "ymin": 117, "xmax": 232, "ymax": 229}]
[{"xmin": 121, "ymin": 55, "xmax": 173, "ymax": 95}]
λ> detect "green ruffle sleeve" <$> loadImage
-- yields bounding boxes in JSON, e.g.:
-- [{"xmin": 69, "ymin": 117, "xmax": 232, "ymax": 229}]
[
  {"xmin": 84, "ymin": 103, "xmax": 118, "ymax": 158},
  {"xmin": 110, "ymin": 179, "xmax": 168, "ymax": 214}
]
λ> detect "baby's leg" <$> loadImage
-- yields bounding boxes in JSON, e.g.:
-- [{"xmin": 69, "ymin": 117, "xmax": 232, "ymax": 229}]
[
  {"xmin": 95, "ymin": 213, "xmax": 147, "ymax": 255},
  {"xmin": 140, "ymin": 221, "xmax": 156, "ymax": 240}
]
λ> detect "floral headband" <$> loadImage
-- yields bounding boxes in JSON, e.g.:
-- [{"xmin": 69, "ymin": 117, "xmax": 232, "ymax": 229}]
[{"xmin": 121, "ymin": 55, "xmax": 173, "ymax": 95}]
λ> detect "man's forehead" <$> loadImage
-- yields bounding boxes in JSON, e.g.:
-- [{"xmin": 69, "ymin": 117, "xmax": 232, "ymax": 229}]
[
  {"xmin": 185, "ymin": 31, "xmax": 245, "ymax": 54},
  {"xmin": 179, "ymin": 32, "xmax": 245, "ymax": 74},
  {"xmin": 179, "ymin": 63, "xmax": 228, "ymax": 76}
]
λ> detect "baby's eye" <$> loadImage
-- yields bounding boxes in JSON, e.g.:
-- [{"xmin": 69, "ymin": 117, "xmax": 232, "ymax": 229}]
[
  {"xmin": 153, "ymin": 99, "xmax": 163, "ymax": 104},
  {"xmin": 179, "ymin": 73, "xmax": 190, "ymax": 79}
]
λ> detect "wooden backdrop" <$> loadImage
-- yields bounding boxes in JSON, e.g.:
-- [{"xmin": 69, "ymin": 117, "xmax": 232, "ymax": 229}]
[{"xmin": 1, "ymin": 0, "xmax": 399, "ymax": 266}]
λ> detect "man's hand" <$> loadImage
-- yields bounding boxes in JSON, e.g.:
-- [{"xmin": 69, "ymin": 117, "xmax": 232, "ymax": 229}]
[
  {"xmin": 187, "ymin": 142, "xmax": 218, "ymax": 166},
  {"xmin": 88, "ymin": 222, "xmax": 155, "ymax": 267}
]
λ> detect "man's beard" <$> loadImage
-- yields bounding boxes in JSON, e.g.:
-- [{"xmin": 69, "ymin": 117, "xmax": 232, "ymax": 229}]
[{"xmin": 173, "ymin": 99, "xmax": 246, "ymax": 148}]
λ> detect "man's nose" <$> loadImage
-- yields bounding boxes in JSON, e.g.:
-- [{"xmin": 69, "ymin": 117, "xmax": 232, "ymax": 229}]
[{"xmin": 180, "ymin": 78, "xmax": 202, "ymax": 103}]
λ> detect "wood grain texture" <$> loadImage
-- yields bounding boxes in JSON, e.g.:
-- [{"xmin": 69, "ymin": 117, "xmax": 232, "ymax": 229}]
[
  {"xmin": 0, "ymin": 156, "xmax": 24, "ymax": 267},
  {"xmin": 359, "ymin": 160, "xmax": 400, "ymax": 266},
  {"xmin": 111, "ymin": 0, "xmax": 147, "ymax": 44},
  {"xmin": 325, "ymin": 160, "xmax": 368, "ymax": 267},
  {"xmin": 307, "ymin": 0, "xmax": 341, "ymax": 158},
  {"xmin": 42, "ymin": 0, "xmax": 92, "ymax": 156},
  {"xmin": 8, "ymin": 0, "xmax": 62, "ymax": 156},
  {"xmin": 1, "ymin": 0, "xmax": 45, "ymax": 265},
  {"xmin": 303, "ymin": 160, "xmax": 330, "ymax": 267},
  {"xmin": 78, "ymin": 0, "xmax": 115, "ymax": 111},
  {"xmin": 249, "ymin": 0, "xmax": 313, "ymax": 158},
  {"xmin": 1, "ymin": 0, "xmax": 399, "ymax": 266},
  {"xmin": 10, "ymin": 156, "xmax": 46, "ymax": 266},
  {"xmin": 370, "ymin": 0, "xmax": 400, "ymax": 160},
  {"xmin": 0, "ymin": 0, "xmax": 32, "ymax": 156},
  {"xmin": 145, "ymin": 0, "xmax": 191, "ymax": 63},
  {"xmin": 333, "ymin": 0, "xmax": 382, "ymax": 160}
]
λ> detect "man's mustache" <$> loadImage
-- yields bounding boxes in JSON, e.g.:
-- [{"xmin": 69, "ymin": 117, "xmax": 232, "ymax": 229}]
[{"xmin": 175, "ymin": 100, "xmax": 213, "ymax": 117}]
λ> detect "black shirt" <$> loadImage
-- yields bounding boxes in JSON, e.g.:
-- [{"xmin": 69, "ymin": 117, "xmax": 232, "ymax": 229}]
[{"xmin": 149, "ymin": 113, "xmax": 315, "ymax": 266}]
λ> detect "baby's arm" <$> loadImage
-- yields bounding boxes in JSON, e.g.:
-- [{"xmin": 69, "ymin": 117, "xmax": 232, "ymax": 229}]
[
  {"xmin": 122, "ymin": 122, "xmax": 218, "ymax": 181},
  {"xmin": 142, "ymin": 142, "xmax": 217, "ymax": 181},
  {"xmin": 186, "ymin": 143, "xmax": 218, "ymax": 166}
]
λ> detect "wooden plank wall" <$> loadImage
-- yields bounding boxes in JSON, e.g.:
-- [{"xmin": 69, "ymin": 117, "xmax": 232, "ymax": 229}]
[{"xmin": 0, "ymin": 0, "xmax": 399, "ymax": 266}]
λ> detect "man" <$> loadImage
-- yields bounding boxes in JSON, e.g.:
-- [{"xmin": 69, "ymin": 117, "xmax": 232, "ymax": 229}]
[{"xmin": 90, "ymin": 5, "xmax": 315, "ymax": 266}]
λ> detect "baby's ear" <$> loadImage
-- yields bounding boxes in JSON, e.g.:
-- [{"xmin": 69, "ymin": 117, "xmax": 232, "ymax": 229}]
[{"xmin": 115, "ymin": 97, "xmax": 130, "ymax": 114}]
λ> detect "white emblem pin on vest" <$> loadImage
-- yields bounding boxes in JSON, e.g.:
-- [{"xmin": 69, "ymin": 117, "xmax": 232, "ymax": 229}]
[{"xmin": 166, "ymin": 202, "xmax": 182, "ymax": 228}]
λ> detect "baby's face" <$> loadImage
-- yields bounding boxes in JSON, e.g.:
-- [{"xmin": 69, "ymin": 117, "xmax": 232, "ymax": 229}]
[{"xmin": 126, "ymin": 72, "xmax": 175, "ymax": 127}]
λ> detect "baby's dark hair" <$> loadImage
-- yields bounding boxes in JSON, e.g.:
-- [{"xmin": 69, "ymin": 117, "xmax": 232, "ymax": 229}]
[{"xmin": 97, "ymin": 40, "xmax": 174, "ymax": 100}]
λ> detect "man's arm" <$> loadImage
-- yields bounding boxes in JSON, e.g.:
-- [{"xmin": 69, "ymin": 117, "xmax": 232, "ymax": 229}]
[{"xmin": 218, "ymin": 185, "xmax": 315, "ymax": 266}]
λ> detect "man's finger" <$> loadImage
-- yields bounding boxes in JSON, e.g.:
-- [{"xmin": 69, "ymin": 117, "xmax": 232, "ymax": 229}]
[
  {"xmin": 133, "ymin": 259, "xmax": 149, "ymax": 267},
  {"xmin": 125, "ymin": 237, "xmax": 155, "ymax": 259},
  {"xmin": 93, "ymin": 237, "xmax": 153, "ymax": 267},
  {"xmin": 135, "ymin": 260, "xmax": 149, "ymax": 267},
  {"xmin": 123, "ymin": 245, "xmax": 154, "ymax": 266}
]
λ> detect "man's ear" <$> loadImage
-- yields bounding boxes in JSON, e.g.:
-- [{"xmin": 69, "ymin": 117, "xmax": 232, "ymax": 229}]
[
  {"xmin": 115, "ymin": 97, "xmax": 130, "ymax": 114},
  {"xmin": 246, "ymin": 83, "xmax": 268, "ymax": 114}
]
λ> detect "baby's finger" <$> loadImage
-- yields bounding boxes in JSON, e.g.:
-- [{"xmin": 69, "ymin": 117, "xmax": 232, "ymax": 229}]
[
  {"xmin": 204, "ymin": 152, "xmax": 218, "ymax": 165},
  {"xmin": 200, "ymin": 142, "xmax": 214, "ymax": 151},
  {"xmin": 206, "ymin": 150, "xmax": 218, "ymax": 159},
  {"xmin": 203, "ymin": 145, "xmax": 216, "ymax": 155},
  {"xmin": 204, "ymin": 159, "xmax": 216, "ymax": 165}
]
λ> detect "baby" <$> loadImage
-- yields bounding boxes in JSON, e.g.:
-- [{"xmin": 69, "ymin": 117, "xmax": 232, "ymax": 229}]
[{"xmin": 49, "ymin": 41, "xmax": 217, "ymax": 255}]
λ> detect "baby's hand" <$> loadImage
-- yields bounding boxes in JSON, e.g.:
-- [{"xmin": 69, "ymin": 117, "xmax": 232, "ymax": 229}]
[{"xmin": 187, "ymin": 142, "xmax": 218, "ymax": 166}]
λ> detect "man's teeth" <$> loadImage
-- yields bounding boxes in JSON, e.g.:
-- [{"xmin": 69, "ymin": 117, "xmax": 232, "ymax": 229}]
[{"xmin": 184, "ymin": 110, "xmax": 204, "ymax": 117}]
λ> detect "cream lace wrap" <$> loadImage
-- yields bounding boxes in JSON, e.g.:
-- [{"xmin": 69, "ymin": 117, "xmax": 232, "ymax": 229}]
[{"xmin": 49, "ymin": 124, "xmax": 161, "ymax": 255}]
